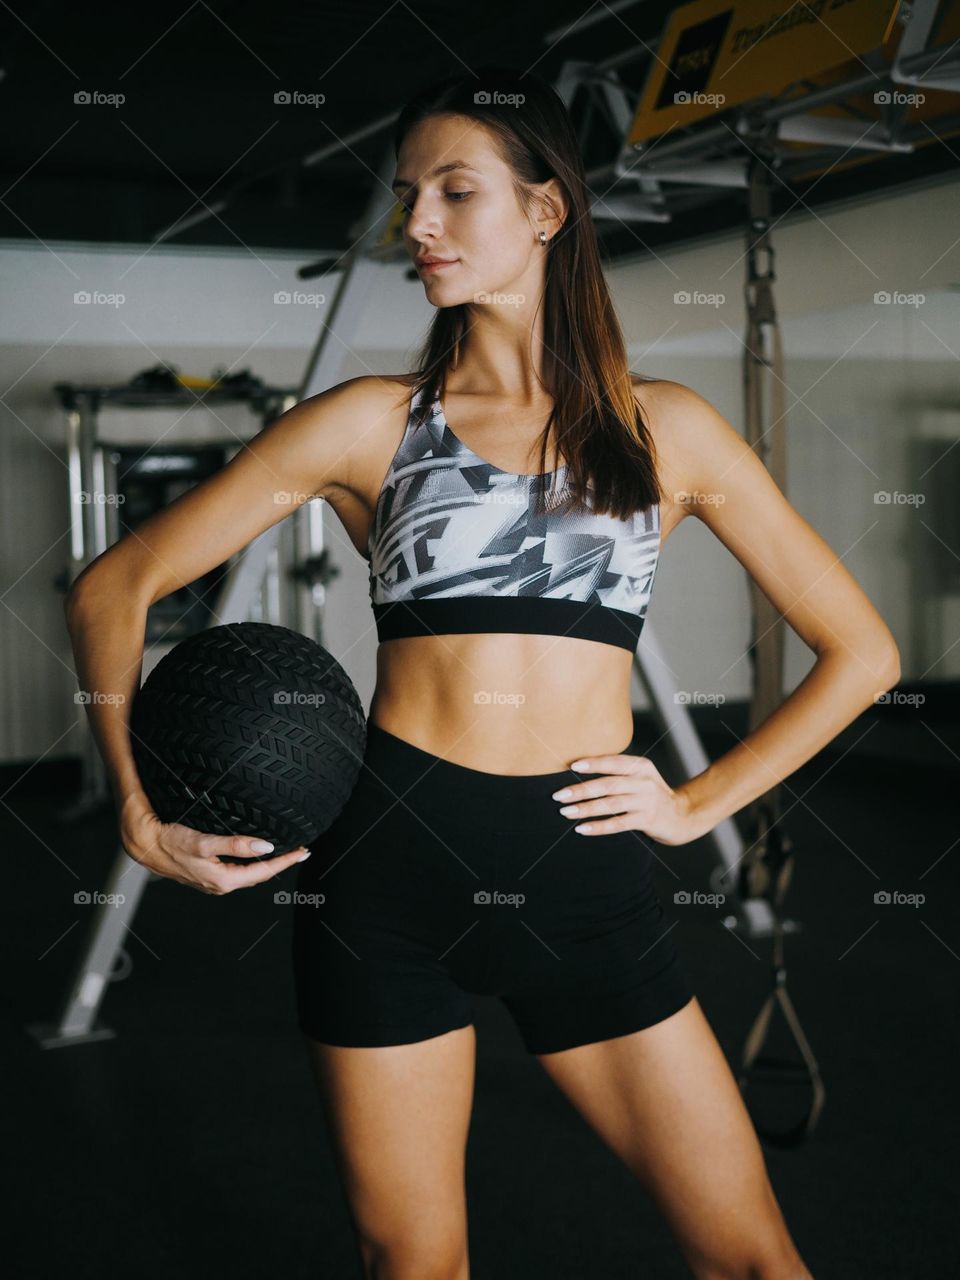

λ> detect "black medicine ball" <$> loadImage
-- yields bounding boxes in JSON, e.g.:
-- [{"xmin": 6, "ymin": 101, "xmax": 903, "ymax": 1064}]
[{"xmin": 130, "ymin": 622, "xmax": 366, "ymax": 857}]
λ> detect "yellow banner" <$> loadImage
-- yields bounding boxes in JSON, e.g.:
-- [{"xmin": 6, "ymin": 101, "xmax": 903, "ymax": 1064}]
[{"xmin": 629, "ymin": 0, "xmax": 901, "ymax": 145}]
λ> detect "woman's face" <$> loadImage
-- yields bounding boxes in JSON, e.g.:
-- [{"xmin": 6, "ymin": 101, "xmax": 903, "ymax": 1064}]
[{"xmin": 393, "ymin": 113, "xmax": 561, "ymax": 307}]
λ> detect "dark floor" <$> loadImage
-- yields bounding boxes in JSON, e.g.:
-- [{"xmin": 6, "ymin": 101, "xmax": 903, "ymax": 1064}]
[{"xmin": 4, "ymin": 701, "xmax": 959, "ymax": 1278}]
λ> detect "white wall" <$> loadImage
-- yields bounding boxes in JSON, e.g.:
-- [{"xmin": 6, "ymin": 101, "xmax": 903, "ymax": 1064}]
[
  {"xmin": 610, "ymin": 175, "xmax": 960, "ymax": 709},
  {"xmin": 1, "ymin": 172, "xmax": 957, "ymax": 766}
]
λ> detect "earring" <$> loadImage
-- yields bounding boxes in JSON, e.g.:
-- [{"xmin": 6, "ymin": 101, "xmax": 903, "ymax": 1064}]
[{"xmin": 539, "ymin": 230, "xmax": 547, "ymax": 246}]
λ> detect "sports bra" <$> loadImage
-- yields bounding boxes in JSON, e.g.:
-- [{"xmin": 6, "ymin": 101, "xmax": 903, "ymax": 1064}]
[{"xmin": 367, "ymin": 384, "xmax": 661, "ymax": 653}]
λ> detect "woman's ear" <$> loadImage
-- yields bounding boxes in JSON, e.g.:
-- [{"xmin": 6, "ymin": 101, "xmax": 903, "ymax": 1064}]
[{"xmin": 533, "ymin": 178, "xmax": 568, "ymax": 237}]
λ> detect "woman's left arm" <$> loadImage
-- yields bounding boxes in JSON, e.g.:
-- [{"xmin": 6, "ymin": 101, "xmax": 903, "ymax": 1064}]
[
  {"xmin": 668, "ymin": 381, "xmax": 900, "ymax": 840},
  {"xmin": 554, "ymin": 381, "xmax": 901, "ymax": 844}
]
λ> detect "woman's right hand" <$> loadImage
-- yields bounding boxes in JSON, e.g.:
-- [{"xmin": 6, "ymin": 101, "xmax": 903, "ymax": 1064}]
[{"xmin": 118, "ymin": 792, "xmax": 311, "ymax": 894}]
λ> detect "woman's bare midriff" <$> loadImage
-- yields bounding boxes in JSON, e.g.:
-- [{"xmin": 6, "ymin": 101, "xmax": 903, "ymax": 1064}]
[
  {"xmin": 325, "ymin": 375, "xmax": 684, "ymax": 777},
  {"xmin": 368, "ymin": 634, "xmax": 636, "ymax": 775}
]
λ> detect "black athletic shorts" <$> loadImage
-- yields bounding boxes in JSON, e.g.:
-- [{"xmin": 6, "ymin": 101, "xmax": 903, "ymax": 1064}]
[{"xmin": 290, "ymin": 721, "xmax": 695, "ymax": 1055}]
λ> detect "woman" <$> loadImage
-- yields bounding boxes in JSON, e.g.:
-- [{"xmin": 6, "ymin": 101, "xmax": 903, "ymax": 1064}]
[{"xmin": 67, "ymin": 67, "xmax": 897, "ymax": 1280}]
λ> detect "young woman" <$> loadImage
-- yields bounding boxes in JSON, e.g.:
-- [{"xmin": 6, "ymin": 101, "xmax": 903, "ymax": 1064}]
[{"xmin": 67, "ymin": 67, "xmax": 898, "ymax": 1280}]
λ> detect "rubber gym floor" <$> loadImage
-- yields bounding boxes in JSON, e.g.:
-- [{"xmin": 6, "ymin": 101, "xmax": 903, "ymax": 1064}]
[{"xmin": 5, "ymin": 697, "xmax": 957, "ymax": 1278}]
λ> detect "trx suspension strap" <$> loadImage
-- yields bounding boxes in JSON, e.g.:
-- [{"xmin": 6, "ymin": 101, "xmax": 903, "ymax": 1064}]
[{"xmin": 737, "ymin": 151, "xmax": 826, "ymax": 1148}]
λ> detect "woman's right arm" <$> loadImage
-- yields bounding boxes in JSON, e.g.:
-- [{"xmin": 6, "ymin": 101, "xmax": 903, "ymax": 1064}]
[{"xmin": 64, "ymin": 374, "xmax": 386, "ymax": 894}]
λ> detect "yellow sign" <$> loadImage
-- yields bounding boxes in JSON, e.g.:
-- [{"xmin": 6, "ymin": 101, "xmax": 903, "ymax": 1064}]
[{"xmin": 629, "ymin": 0, "xmax": 901, "ymax": 145}]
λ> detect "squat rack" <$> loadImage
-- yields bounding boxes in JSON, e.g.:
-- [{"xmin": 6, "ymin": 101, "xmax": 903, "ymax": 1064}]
[{"xmin": 31, "ymin": 368, "xmax": 329, "ymax": 1048}]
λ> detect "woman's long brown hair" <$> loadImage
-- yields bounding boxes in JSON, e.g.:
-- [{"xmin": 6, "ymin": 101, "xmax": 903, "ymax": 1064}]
[{"xmin": 391, "ymin": 63, "xmax": 660, "ymax": 520}]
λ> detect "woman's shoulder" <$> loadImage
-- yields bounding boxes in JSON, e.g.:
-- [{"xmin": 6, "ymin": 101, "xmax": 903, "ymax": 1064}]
[
  {"xmin": 349, "ymin": 372, "xmax": 419, "ymax": 408},
  {"xmin": 630, "ymin": 374, "xmax": 705, "ymax": 427},
  {"xmin": 630, "ymin": 376, "xmax": 704, "ymax": 497},
  {"xmin": 631, "ymin": 375, "xmax": 770, "ymax": 520},
  {"xmin": 630, "ymin": 375, "xmax": 749, "ymax": 527}
]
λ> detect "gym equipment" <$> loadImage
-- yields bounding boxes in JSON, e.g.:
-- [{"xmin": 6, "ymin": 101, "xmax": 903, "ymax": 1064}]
[
  {"xmin": 731, "ymin": 164, "xmax": 826, "ymax": 1147},
  {"xmin": 735, "ymin": 822, "xmax": 826, "ymax": 1148},
  {"xmin": 131, "ymin": 622, "xmax": 367, "ymax": 858},
  {"xmin": 52, "ymin": 363, "xmax": 308, "ymax": 819},
  {"xmin": 31, "ymin": 368, "xmax": 331, "ymax": 1049}
]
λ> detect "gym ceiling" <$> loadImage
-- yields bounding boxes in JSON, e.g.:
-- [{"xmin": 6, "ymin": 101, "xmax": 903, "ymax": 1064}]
[{"xmin": 2, "ymin": 1, "xmax": 957, "ymax": 263}]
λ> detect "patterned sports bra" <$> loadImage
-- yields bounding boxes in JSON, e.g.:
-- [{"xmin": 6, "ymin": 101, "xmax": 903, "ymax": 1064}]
[{"xmin": 367, "ymin": 385, "xmax": 661, "ymax": 653}]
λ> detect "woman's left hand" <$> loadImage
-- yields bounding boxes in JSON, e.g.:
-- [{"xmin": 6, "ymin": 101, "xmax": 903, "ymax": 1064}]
[{"xmin": 551, "ymin": 753, "xmax": 705, "ymax": 847}]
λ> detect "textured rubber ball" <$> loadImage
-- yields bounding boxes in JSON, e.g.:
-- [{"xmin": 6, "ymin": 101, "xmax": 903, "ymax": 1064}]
[{"xmin": 130, "ymin": 622, "xmax": 366, "ymax": 859}]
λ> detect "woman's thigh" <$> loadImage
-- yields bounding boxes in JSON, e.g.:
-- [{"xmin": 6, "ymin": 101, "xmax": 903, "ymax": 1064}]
[
  {"xmin": 534, "ymin": 998, "xmax": 810, "ymax": 1279},
  {"xmin": 304, "ymin": 1023, "xmax": 477, "ymax": 1278}
]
